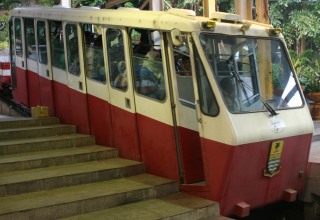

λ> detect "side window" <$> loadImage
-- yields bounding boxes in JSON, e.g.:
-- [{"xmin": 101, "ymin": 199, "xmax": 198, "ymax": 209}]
[
  {"xmin": 66, "ymin": 23, "xmax": 80, "ymax": 75},
  {"xmin": 194, "ymin": 46, "xmax": 219, "ymax": 116},
  {"xmin": 37, "ymin": 20, "xmax": 48, "ymax": 64},
  {"xmin": 173, "ymin": 34, "xmax": 195, "ymax": 109},
  {"xmin": 14, "ymin": 18, "xmax": 23, "ymax": 57},
  {"xmin": 106, "ymin": 28, "xmax": 126, "ymax": 90},
  {"xmin": 131, "ymin": 29, "xmax": 165, "ymax": 101},
  {"xmin": 50, "ymin": 21, "xmax": 65, "ymax": 69},
  {"xmin": 83, "ymin": 24, "xmax": 105, "ymax": 82},
  {"xmin": 25, "ymin": 18, "xmax": 37, "ymax": 61}
]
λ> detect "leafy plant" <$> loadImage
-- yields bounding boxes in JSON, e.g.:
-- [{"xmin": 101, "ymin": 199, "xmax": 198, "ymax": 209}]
[
  {"xmin": 271, "ymin": 63, "xmax": 283, "ymax": 89},
  {"xmin": 0, "ymin": 14, "xmax": 8, "ymax": 51},
  {"xmin": 298, "ymin": 59, "xmax": 320, "ymax": 93}
]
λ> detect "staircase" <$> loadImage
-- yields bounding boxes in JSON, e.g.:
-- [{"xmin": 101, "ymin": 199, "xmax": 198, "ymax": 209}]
[{"xmin": 0, "ymin": 117, "xmax": 221, "ymax": 220}]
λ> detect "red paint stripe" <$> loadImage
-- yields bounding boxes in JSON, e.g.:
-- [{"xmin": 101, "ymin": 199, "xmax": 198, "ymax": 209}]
[{"xmin": 0, "ymin": 62, "xmax": 10, "ymax": 70}]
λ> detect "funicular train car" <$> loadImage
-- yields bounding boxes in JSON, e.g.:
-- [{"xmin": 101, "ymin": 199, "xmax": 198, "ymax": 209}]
[{"xmin": 8, "ymin": 7, "xmax": 313, "ymax": 217}]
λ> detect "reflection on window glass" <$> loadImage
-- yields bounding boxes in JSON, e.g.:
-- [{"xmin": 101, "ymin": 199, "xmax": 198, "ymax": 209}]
[
  {"xmin": 25, "ymin": 18, "xmax": 37, "ymax": 61},
  {"xmin": 83, "ymin": 24, "xmax": 105, "ymax": 82},
  {"xmin": 107, "ymin": 28, "xmax": 127, "ymax": 90},
  {"xmin": 66, "ymin": 24, "xmax": 80, "ymax": 75},
  {"xmin": 37, "ymin": 21, "xmax": 47, "ymax": 64},
  {"xmin": 200, "ymin": 34, "xmax": 303, "ymax": 113},
  {"xmin": 50, "ymin": 21, "xmax": 65, "ymax": 69},
  {"xmin": 173, "ymin": 34, "xmax": 195, "ymax": 109},
  {"xmin": 14, "ymin": 18, "xmax": 23, "ymax": 57},
  {"xmin": 131, "ymin": 29, "xmax": 165, "ymax": 101},
  {"xmin": 194, "ymin": 46, "xmax": 218, "ymax": 116}
]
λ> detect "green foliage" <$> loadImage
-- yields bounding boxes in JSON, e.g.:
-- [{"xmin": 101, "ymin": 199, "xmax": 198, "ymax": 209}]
[
  {"xmin": 37, "ymin": 0, "xmax": 56, "ymax": 7},
  {"xmin": 269, "ymin": 0, "xmax": 320, "ymax": 51},
  {"xmin": 0, "ymin": 14, "xmax": 8, "ymax": 51},
  {"xmin": 291, "ymin": 49, "xmax": 320, "ymax": 93},
  {"xmin": 217, "ymin": 0, "xmax": 234, "ymax": 13}
]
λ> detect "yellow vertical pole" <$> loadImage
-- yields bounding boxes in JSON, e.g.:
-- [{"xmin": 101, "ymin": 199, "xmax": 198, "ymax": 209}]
[
  {"xmin": 254, "ymin": 0, "xmax": 272, "ymax": 99},
  {"xmin": 234, "ymin": 0, "xmax": 252, "ymax": 20},
  {"xmin": 150, "ymin": 0, "xmax": 163, "ymax": 11},
  {"xmin": 255, "ymin": 0, "xmax": 269, "ymax": 24},
  {"xmin": 203, "ymin": 0, "xmax": 216, "ymax": 17},
  {"xmin": 61, "ymin": 0, "xmax": 71, "ymax": 7}
]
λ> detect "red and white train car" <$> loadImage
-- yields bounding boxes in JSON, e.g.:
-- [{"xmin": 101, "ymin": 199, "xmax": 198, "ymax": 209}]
[
  {"xmin": 0, "ymin": 55, "xmax": 11, "ymax": 96},
  {"xmin": 8, "ymin": 7, "xmax": 313, "ymax": 217}
]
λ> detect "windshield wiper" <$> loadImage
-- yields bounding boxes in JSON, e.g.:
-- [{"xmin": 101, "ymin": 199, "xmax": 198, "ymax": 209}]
[{"xmin": 226, "ymin": 58, "xmax": 278, "ymax": 117}]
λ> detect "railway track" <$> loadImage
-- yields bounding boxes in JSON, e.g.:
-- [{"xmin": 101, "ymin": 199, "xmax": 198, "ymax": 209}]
[{"xmin": 0, "ymin": 94, "xmax": 31, "ymax": 117}]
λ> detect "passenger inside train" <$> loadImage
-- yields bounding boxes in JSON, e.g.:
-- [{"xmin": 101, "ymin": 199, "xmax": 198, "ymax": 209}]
[{"xmin": 219, "ymin": 77, "xmax": 241, "ymax": 112}]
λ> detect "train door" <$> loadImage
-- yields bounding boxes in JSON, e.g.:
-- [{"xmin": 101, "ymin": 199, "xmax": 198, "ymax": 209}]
[
  {"xmin": 168, "ymin": 33, "xmax": 206, "ymax": 184},
  {"xmin": 25, "ymin": 18, "xmax": 41, "ymax": 108},
  {"xmin": 129, "ymin": 29, "xmax": 180, "ymax": 180},
  {"xmin": 82, "ymin": 24, "xmax": 113, "ymax": 146},
  {"xmin": 50, "ymin": 20, "xmax": 69, "ymax": 123},
  {"xmin": 50, "ymin": 20, "xmax": 90, "ymax": 134},
  {"xmin": 64, "ymin": 22, "xmax": 90, "ymax": 134},
  {"xmin": 36, "ymin": 20, "xmax": 55, "ymax": 116},
  {"xmin": 105, "ymin": 27, "xmax": 140, "ymax": 160},
  {"xmin": 12, "ymin": 17, "xmax": 29, "ymax": 106}
]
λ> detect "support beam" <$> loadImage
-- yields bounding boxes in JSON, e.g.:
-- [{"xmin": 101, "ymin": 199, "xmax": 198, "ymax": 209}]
[
  {"xmin": 61, "ymin": 0, "xmax": 71, "ymax": 7},
  {"xmin": 255, "ymin": 0, "xmax": 270, "ymax": 24},
  {"xmin": 235, "ymin": 0, "xmax": 252, "ymax": 20},
  {"xmin": 149, "ymin": 0, "xmax": 162, "ymax": 11},
  {"xmin": 203, "ymin": 0, "xmax": 216, "ymax": 17}
]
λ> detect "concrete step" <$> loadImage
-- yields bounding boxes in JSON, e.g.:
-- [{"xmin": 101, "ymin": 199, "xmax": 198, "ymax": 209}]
[
  {"xmin": 0, "ymin": 174, "xmax": 179, "ymax": 220},
  {"xmin": 0, "ymin": 158, "xmax": 145, "ymax": 197},
  {"xmin": 0, "ymin": 116, "xmax": 223, "ymax": 220},
  {"xmin": 61, "ymin": 192, "xmax": 220, "ymax": 220},
  {"xmin": 0, "ymin": 145, "xmax": 118, "ymax": 172},
  {"xmin": 0, "ymin": 117, "xmax": 60, "ymax": 129},
  {"xmin": 0, "ymin": 124, "xmax": 76, "ymax": 141},
  {"xmin": 0, "ymin": 133, "xmax": 96, "ymax": 155}
]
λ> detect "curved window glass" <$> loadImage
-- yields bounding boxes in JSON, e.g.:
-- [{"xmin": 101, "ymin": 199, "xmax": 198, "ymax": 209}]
[
  {"xmin": 83, "ymin": 24, "xmax": 105, "ymax": 83},
  {"xmin": 50, "ymin": 21, "xmax": 65, "ymax": 69},
  {"xmin": 66, "ymin": 23, "xmax": 80, "ymax": 75},
  {"xmin": 25, "ymin": 18, "xmax": 37, "ymax": 61},
  {"xmin": 107, "ymin": 28, "xmax": 127, "ymax": 90},
  {"xmin": 131, "ymin": 29, "xmax": 166, "ymax": 101},
  {"xmin": 37, "ymin": 21, "xmax": 47, "ymax": 64},
  {"xmin": 200, "ymin": 34, "xmax": 303, "ymax": 114},
  {"xmin": 14, "ymin": 18, "xmax": 23, "ymax": 57}
]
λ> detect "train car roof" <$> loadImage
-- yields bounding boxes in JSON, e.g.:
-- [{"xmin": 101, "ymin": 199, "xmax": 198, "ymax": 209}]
[{"xmin": 9, "ymin": 7, "xmax": 275, "ymax": 37}]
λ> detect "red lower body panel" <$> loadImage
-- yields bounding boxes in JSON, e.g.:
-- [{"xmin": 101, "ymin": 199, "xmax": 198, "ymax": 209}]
[
  {"xmin": 137, "ymin": 114, "xmax": 179, "ymax": 180},
  {"xmin": 12, "ymin": 68, "xmax": 29, "ymax": 106},
  {"xmin": 53, "ymin": 81, "xmax": 70, "ymax": 125},
  {"xmin": 87, "ymin": 94, "xmax": 113, "ymax": 146},
  {"xmin": 111, "ymin": 105, "xmax": 140, "ymax": 161},
  {"xmin": 199, "ymin": 133, "xmax": 312, "ymax": 216},
  {"xmin": 178, "ymin": 126, "xmax": 204, "ymax": 183},
  {"xmin": 27, "ymin": 70, "xmax": 41, "ymax": 108},
  {"xmin": 39, "ymin": 76, "xmax": 55, "ymax": 117}
]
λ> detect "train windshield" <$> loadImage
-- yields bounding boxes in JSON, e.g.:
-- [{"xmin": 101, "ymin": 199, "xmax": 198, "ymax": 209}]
[{"xmin": 200, "ymin": 34, "xmax": 303, "ymax": 114}]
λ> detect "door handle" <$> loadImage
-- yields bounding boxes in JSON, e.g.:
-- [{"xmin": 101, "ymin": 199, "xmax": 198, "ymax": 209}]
[
  {"xmin": 125, "ymin": 98, "xmax": 131, "ymax": 109},
  {"xmin": 195, "ymin": 100, "xmax": 202, "ymax": 123},
  {"xmin": 79, "ymin": 81, "xmax": 83, "ymax": 90}
]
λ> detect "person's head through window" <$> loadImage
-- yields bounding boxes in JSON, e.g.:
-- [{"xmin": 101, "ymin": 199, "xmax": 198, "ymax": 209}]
[
  {"xmin": 220, "ymin": 77, "xmax": 241, "ymax": 111},
  {"xmin": 220, "ymin": 77, "xmax": 235, "ymax": 96}
]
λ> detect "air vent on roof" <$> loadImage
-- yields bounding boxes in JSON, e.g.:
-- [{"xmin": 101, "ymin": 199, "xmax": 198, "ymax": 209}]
[
  {"xmin": 211, "ymin": 12, "xmax": 242, "ymax": 23},
  {"xmin": 167, "ymin": 8, "xmax": 196, "ymax": 17},
  {"xmin": 79, "ymin": 6, "xmax": 100, "ymax": 10},
  {"xmin": 52, "ymin": 5, "xmax": 70, "ymax": 9}
]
